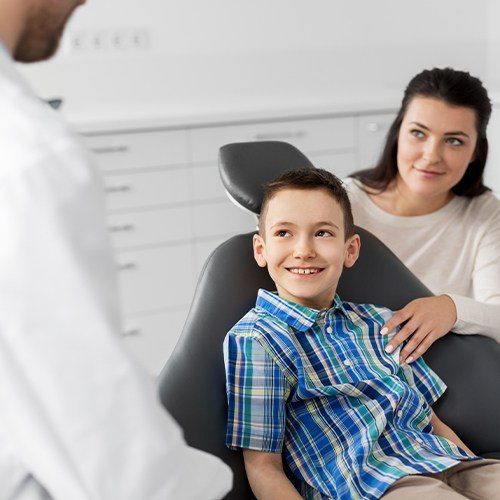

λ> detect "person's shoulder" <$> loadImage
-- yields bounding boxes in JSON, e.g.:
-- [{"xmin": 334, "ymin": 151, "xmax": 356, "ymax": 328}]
[
  {"xmin": 0, "ymin": 74, "xmax": 83, "ymax": 175},
  {"xmin": 226, "ymin": 306, "xmax": 280, "ymax": 340},
  {"xmin": 465, "ymin": 191, "xmax": 500, "ymax": 225},
  {"xmin": 342, "ymin": 177, "xmax": 380, "ymax": 205},
  {"xmin": 342, "ymin": 300, "xmax": 393, "ymax": 325}
]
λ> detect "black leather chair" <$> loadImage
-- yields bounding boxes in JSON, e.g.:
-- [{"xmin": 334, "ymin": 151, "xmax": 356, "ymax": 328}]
[{"xmin": 159, "ymin": 141, "xmax": 500, "ymax": 500}]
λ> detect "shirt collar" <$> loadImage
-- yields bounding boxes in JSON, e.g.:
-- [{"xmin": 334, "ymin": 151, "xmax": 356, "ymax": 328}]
[{"xmin": 256, "ymin": 289, "xmax": 348, "ymax": 332}]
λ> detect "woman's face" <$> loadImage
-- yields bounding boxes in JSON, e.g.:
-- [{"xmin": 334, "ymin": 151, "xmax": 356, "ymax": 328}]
[{"xmin": 396, "ymin": 96, "xmax": 478, "ymax": 201}]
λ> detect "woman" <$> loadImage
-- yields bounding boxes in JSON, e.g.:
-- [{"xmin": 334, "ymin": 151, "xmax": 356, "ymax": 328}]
[{"xmin": 345, "ymin": 67, "xmax": 500, "ymax": 364}]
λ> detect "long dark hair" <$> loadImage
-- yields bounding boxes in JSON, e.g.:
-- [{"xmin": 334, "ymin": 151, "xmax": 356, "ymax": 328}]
[{"xmin": 351, "ymin": 68, "xmax": 492, "ymax": 197}]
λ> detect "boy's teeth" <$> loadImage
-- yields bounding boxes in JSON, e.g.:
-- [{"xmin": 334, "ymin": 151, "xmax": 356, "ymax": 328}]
[{"xmin": 290, "ymin": 268, "xmax": 319, "ymax": 274}]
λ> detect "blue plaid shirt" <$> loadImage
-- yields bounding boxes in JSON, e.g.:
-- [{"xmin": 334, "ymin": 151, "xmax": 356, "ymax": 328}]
[{"xmin": 224, "ymin": 289, "xmax": 476, "ymax": 499}]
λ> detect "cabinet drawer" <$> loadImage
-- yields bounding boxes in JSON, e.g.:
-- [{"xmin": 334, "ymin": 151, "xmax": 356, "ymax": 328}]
[
  {"xmin": 357, "ymin": 113, "xmax": 397, "ymax": 170},
  {"xmin": 192, "ymin": 200, "xmax": 257, "ymax": 239},
  {"xmin": 122, "ymin": 309, "xmax": 188, "ymax": 375},
  {"xmin": 190, "ymin": 164, "xmax": 226, "ymax": 201},
  {"xmin": 190, "ymin": 116, "xmax": 355, "ymax": 163},
  {"xmin": 116, "ymin": 244, "xmax": 194, "ymax": 314},
  {"xmin": 83, "ymin": 129, "xmax": 189, "ymax": 172},
  {"xmin": 107, "ymin": 206, "xmax": 192, "ymax": 249},
  {"xmin": 309, "ymin": 152, "xmax": 357, "ymax": 178},
  {"xmin": 104, "ymin": 168, "xmax": 190, "ymax": 211}
]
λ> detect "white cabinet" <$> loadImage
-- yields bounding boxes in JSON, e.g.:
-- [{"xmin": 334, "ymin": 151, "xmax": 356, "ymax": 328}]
[
  {"xmin": 83, "ymin": 108, "xmax": 396, "ymax": 374},
  {"xmin": 357, "ymin": 112, "xmax": 397, "ymax": 170},
  {"xmin": 485, "ymin": 105, "xmax": 500, "ymax": 197},
  {"xmin": 84, "ymin": 129, "xmax": 189, "ymax": 172},
  {"xmin": 190, "ymin": 116, "xmax": 356, "ymax": 164}
]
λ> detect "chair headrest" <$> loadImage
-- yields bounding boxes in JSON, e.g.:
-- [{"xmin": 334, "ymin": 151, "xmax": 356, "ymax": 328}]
[{"xmin": 219, "ymin": 141, "xmax": 315, "ymax": 214}]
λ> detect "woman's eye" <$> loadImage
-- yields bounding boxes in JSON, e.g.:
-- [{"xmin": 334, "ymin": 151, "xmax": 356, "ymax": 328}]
[
  {"xmin": 410, "ymin": 129, "xmax": 425, "ymax": 139},
  {"xmin": 446, "ymin": 137, "xmax": 463, "ymax": 146}
]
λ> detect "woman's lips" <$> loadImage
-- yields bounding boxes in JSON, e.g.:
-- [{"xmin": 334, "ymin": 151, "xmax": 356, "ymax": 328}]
[{"xmin": 413, "ymin": 167, "xmax": 444, "ymax": 178}]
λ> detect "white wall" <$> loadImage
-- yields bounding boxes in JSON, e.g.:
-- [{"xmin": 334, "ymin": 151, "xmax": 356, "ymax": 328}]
[
  {"xmin": 486, "ymin": 0, "xmax": 500, "ymax": 87},
  {"xmin": 18, "ymin": 0, "xmax": 493, "ymax": 121},
  {"xmin": 65, "ymin": 0, "xmax": 488, "ymax": 56}
]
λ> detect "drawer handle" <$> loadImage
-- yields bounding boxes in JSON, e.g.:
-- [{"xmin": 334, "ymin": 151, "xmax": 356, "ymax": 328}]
[
  {"xmin": 91, "ymin": 145, "xmax": 129, "ymax": 155},
  {"xmin": 106, "ymin": 185, "xmax": 132, "ymax": 193},
  {"xmin": 366, "ymin": 122, "xmax": 381, "ymax": 133},
  {"xmin": 253, "ymin": 130, "xmax": 306, "ymax": 140},
  {"xmin": 109, "ymin": 223, "xmax": 135, "ymax": 233},
  {"xmin": 122, "ymin": 327, "xmax": 141, "ymax": 337},
  {"xmin": 117, "ymin": 262, "xmax": 137, "ymax": 271}
]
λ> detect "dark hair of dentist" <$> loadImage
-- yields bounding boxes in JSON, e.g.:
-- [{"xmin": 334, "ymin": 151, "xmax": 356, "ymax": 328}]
[{"xmin": 347, "ymin": 67, "xmax": 500, "ymax": 364}]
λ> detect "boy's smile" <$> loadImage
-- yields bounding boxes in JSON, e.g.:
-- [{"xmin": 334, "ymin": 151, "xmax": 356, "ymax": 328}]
[{"xmin": 253, "ymin": 188, "xmax": 360, "ymax": 310}]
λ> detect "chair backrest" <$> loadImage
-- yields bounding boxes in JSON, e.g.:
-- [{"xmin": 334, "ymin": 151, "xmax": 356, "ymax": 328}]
[
  {"xmin": 158, "ymin": 141, "xmax": 500, "ymax": 499},
  {"xmin": 219, "ymin": 140, "xmax": 315, "ymax": 214}
]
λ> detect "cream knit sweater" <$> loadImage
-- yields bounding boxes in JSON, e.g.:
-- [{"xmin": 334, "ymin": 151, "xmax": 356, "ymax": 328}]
[{"xmin": 345, "ymin": 177, "xmax": 500, "ymax": 342}]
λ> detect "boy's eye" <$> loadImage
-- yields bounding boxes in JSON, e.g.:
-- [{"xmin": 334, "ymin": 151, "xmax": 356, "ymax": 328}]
[
  {"xmin": 446, "ymin": 137, "xmax": 463, "ymax": 146},
  {"xmin": 316, "ymin": 230, "xmax": 333, "ymax": 237},
  {"xmin": 275, "ymin": 230, "xmax": 290, "ymax": 237},
  {"xmin": 410, "ymin": 129, "xmax": 425, "ymax": 139}
]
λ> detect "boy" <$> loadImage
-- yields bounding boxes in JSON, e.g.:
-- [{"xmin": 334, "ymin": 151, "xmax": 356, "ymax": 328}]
[{"xmin": 224, "ymin": 167, "xmax": 500, "ymax": 499}]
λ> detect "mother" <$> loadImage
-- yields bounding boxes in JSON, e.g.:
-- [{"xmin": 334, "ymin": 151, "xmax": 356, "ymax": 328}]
[{"xmin": 345, "ymin": 67, "xmax": 500, "ymax": 364}]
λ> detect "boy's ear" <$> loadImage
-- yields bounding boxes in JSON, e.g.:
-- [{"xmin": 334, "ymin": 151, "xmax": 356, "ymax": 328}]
[
  {"xmin": 343, "ymin": 234, "xmax": 361, "ymax": 269},
  {"xmin": 253, "ymin": 233, "xmax": 267, "ymax": 268}
]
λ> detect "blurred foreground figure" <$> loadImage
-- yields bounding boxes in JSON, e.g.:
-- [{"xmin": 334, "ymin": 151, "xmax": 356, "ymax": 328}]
[{"xmin": 0, "ymin": 1, "xmax": 232, "ymax": 498}]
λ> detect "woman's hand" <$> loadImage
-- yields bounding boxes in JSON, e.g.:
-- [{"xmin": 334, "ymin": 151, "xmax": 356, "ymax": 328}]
[{"xmin": 382, "ymin": 295, "xmax": 457, "ymax": 364}]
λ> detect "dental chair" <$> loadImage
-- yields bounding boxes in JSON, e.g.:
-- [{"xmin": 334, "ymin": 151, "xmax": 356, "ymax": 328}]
[{"xmin": 158, "ymin": 141, "xmax": 500, "ymax": 499}]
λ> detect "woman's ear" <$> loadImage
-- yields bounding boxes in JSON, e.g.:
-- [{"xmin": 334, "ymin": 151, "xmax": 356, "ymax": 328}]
[
  {"xmin": 253, "ymin": 233, "xmax": 267, "ymax": 268},
  {"xmin": 344, "ymin": 234, "xmax": 361, "ymax": 269}
]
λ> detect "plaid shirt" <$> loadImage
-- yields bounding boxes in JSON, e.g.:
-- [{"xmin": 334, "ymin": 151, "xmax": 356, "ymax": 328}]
[{"xmin": 224, "ymin": 289, "xmax": 477, "ymax": 499}]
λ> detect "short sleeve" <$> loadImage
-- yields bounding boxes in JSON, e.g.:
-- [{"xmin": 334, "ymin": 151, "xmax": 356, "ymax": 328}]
[
  {"xmin": 224, "ymin": 332, "xmax": 288, "ymax": 452},
  {"xmin": 398, "ymin": 357, "xmax": 447, "ymax": 406}
]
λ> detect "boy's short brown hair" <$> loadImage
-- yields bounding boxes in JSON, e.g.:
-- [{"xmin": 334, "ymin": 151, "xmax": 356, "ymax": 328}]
[{"xmin": 259, "ymin": 167, "xmax": 355, "ymax": 239}]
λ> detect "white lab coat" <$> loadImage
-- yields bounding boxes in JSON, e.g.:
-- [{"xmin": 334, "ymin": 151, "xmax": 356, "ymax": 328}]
[{"xmin": 0, "ymin": 46, "xmax": 232, "ymax": 499}]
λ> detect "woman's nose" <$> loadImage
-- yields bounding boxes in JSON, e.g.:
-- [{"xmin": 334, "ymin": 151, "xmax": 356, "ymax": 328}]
[{"xmin": 422, "ymin": 139, "xmax": 442, "ymax": 164}]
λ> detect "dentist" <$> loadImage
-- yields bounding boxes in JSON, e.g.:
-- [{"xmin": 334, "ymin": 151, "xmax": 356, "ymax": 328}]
[{"xmin": 0, "ymin": 1, "xmax": 232, "ymax": 499}]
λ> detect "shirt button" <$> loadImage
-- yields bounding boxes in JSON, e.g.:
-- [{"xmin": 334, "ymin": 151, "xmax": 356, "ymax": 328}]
[
  {"xmin": 397, "ymin": 411, "xmax": 403, "ymax": 418},
  {"xmin": 326, "ymin": 326, "xmax": 333, "ymax": 334},
  {"xmin": 344, "ymin": 359, "xmax": 351, "ymax": 367}
]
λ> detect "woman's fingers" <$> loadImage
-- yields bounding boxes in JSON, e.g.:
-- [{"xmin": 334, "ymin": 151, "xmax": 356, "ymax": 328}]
[
  {"xmin": 381, "ymin": 306, "xmax": 413, "ymax": 336},
  {"xmin": 381, "ymin": 296, "xmax": 456, "ymax": 363},
  {"xmin": 399, "ymin": 327, "xmax": 433, "ymax": 363},
  {"xmin": 384, "ymin": 316, "xmax": 419, "ymax": 353}
]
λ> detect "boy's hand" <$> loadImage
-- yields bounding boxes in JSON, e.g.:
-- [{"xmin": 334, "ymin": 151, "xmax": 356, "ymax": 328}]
[{"xmin": 381, "ymin": 296, "xmax": 457, "ymax": 364}]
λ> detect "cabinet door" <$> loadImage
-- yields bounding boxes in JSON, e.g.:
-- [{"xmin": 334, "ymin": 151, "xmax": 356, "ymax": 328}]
[
  {"xmin": 485, "ymin": 106, "xmax": 500, "ymax": 197},
  {"xmin": 107, "ymin": 206, "xmax": 192, "ymax": 249},
  {"xmin": 192, "ymin": 200, "xmax": 256, "ymax": 239},
  {"xmin": 116, "ymin": 244, "xmax": 194, "ymax": 315},
  {"xmin": 309, "ymin": 151, "xmax": 357, "ymax": 178},
  {"xmin": 190, "ymin": 116, "xmax": 356, "ymax": 164},
  {"xmin": 190, "ymin": 163, "xmax": 227, "ymax": 202},
  {"xmin": 357, "ymin": 112, "xmax": 397, "ymax": 170},
  {"xmin": 122, "ymin": 309, "xmax": 188, "ymax": 375},
  {"xmin": 103, "ymin": 168, "xmax": 190, "ymax": 211}
]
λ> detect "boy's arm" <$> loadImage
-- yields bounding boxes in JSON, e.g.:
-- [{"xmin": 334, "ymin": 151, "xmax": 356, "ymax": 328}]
[
  {"xmin": 243, "ymin": 449, "xmax": 302, "ymax": 500},
  {"xmin": 430, "ymin": 411, "xmax": 474, "ymax": 455}
]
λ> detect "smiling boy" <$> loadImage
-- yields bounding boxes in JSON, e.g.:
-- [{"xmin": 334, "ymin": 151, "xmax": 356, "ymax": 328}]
[{"xmin": 224, "ymin": 167, "xmax": 500, "ymax": 499}]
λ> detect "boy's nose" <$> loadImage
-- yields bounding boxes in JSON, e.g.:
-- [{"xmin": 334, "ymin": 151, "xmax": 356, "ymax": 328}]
[{"xmin": 293, "ymin": 240, "xmax": 316, "ymax": 259}]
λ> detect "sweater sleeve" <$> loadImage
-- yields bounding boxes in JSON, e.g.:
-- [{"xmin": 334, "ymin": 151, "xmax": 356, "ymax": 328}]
[{"xmin": 448, "ymin": 201, "xmax": 500, "ymax": 342}]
